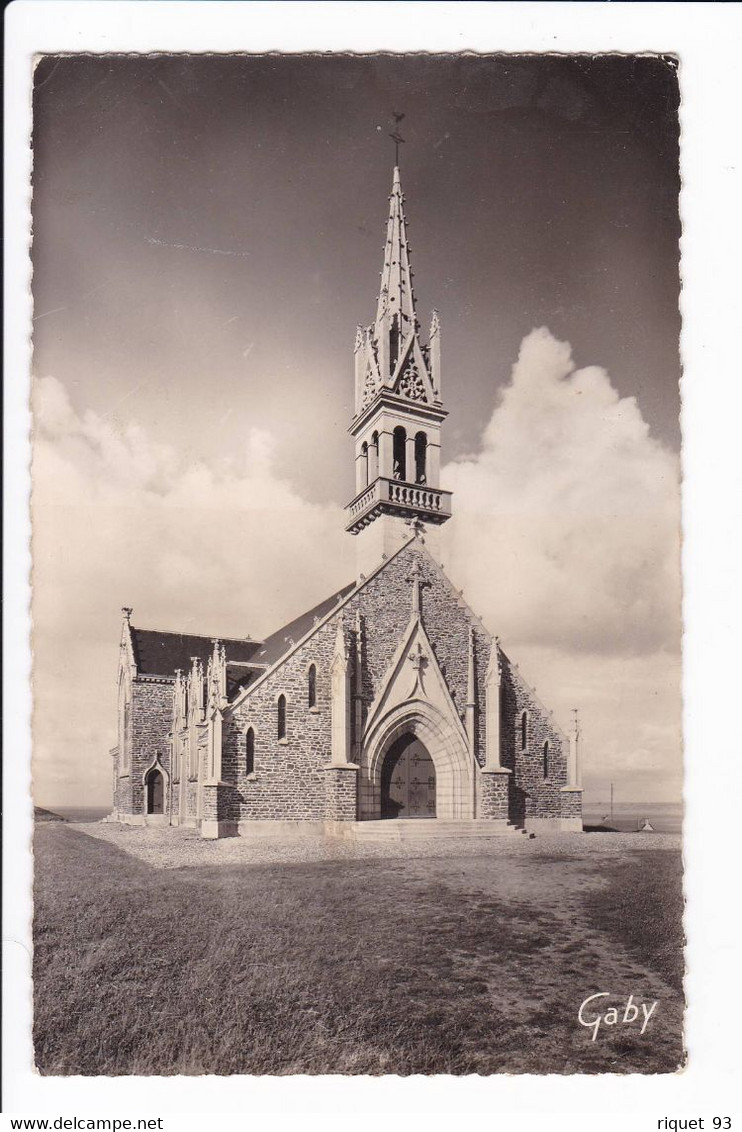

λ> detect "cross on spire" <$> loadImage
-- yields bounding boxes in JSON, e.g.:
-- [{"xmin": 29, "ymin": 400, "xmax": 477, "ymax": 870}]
[{"xmin": 389, "ymin": 111, "xmax": 406, "ymax": 165}]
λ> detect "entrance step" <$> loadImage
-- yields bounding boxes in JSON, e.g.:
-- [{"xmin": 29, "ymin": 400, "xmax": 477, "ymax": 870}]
[{"xmin": 336, "ymin": 819, "xmax": 527, "ymax": 841}]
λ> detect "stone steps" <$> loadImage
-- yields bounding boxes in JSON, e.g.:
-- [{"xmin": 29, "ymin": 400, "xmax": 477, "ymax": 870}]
[{"xmin": 337, "ymin": 819, "xmax": 530, "ymax": 841}]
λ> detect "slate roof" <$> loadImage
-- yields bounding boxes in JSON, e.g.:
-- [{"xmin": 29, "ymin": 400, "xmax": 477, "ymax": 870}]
[
  {"xmin": 250, "ymin": 581, "xmax": 356, "ymax": 669},
  {"xmin": 130, "ymin": 629, "xmax": 263, "ymax": 677},
  {"xmin": 129, "ymin": 580, "xmax": 356, "ymax": 692}
]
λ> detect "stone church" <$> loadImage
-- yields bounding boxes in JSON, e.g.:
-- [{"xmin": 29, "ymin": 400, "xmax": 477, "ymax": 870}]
[{"xmin": 110, "ymin": 166, "xmax": 583, "ymax": 838}]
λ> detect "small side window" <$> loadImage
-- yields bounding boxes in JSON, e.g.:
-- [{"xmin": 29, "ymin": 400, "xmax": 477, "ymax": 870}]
[
  {"xmin": 520, "ymin": 711, "xmax": 528, "ymax": 751},
  {"xmin": 277, "ymin": 695, "xmax": 287, "ymax": 741},
  {"xmin": 308, "ymin": 664, "xmax": 317, "ymax": 709},
  {"xmin": 246, "ymin": 727, "xmax": 255, "ymax": 776}
]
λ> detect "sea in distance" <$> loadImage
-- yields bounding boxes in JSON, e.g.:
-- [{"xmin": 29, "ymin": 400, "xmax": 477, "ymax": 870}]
[
  {"xmin": 40, "ymin": 806, "xmax": 111, "ymax": 824},
  {"xmin": 582, "ymin": 801, "xmax": 682, "ymax": 834}
]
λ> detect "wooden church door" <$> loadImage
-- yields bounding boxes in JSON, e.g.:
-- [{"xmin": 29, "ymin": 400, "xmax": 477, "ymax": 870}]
[
  {"xmin": 381, "ymin": 734, "xmax": 436, "ymax": 819},
  {"xmin": 146, "ymin": 768, "xmax": 164, "ymax": 815}
]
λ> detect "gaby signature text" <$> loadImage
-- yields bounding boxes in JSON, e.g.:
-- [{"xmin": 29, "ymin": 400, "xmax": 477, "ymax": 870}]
[{"xmin": 578, "ymin": 993, "xmax": 659, "ymax": 1041}]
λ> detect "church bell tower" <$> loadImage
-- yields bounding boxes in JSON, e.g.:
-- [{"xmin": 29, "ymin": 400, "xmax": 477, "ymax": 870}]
[{"xmin": 346, "ymin": 166, "xmax": 452, "ymax": 579}]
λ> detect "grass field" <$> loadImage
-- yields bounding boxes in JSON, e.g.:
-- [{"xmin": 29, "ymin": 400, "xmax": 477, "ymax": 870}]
[{"xmin": 33, "ymin": 823, "xmax": 684, "ymax": 1076}]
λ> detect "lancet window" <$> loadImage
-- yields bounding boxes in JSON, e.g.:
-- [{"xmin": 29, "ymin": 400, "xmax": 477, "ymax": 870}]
[
  {"xmin": 415, "ymin": 431, "xmax": 427, "ymax": 484},
  {"xmin": 393, "ymin": 426, "xmax": 407, "ymax": 481}
]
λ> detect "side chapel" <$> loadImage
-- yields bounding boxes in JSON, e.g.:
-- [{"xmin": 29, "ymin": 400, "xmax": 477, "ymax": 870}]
[{"xmin": 110, "ymin": 165, "xmax": 583, "ymax": 838}]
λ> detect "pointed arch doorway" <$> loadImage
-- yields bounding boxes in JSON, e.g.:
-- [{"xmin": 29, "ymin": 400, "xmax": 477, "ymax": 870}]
[
  {"xmin": 145, "ymin": 767, "xmax": 164, "ymax": 815},
  {"xmin": 380, "ymin": 733, "xmax": 436, "ymax": 819}
]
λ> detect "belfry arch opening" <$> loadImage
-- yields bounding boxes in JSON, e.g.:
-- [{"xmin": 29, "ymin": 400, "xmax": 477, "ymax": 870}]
[
  {"xmin": 393, "ymin": 426, "xmax": 407, "ymax": 481},
  {"xmin": 415, "ymin": 431, "xmax": 427, "ymax": 484}
]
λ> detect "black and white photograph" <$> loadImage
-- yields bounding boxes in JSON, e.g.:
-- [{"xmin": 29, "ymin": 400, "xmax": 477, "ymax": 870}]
[{"xmin": 25, "ymin": 48, "xmax": 689, "ymax": 1080}]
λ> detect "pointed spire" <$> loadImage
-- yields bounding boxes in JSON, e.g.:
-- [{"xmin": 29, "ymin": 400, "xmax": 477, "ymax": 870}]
[{"xmin": 374, "ymin": 167, "xmax": 416, "ymax": 357}]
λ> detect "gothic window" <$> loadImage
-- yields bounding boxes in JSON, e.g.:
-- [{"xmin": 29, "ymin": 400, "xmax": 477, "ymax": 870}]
[
  {"xmin": 415, "ymin": 431, "xmax": 427, "ymax": 484},
  {"xmin": 246, "ymin": 727, "xmax": 255, "ymax": 776},
  {"xmin": 361, "ymin": 442, "xmax": 369, "ymax": 488},
  {"xmin": 308, "ymin": 664, "xmax": 317, "ymax": 709},
  {"xmin": 277, "ymin": 694, "xmax": 287, "ymax": 741},
  {"xmin": 520, "ymin": 710, "xmax": 528, "ymax": 751},
  {"xmin": 393, "ymin": 426, "xmax": 407, "ymax": 481},
  {"xmin": 543, "ymin": 740, "xmax": 549, "ymax": 779}
]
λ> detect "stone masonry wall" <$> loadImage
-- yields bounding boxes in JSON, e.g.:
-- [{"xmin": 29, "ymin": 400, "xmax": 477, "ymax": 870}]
[
  {"xmin": 128, "ymin": 679, "xmax": 174, "ymax": 817},
  {"xmin": 224, "ymin": 618, "xmax": 340, "ymax": 821},
  {"xmin": 499, "ymin": 653, "xmax": 568, "ymax": 822},
  {"xmin": 561, "ymin": 788, "xmax": 583, "ymax": 819},
  {"xmin": 112, "ymin": 747, "xmax": 128, "ymax": 813},
  {"xmin": 324, "ymin": 767, "xmax": 359, "ymax": 821},
  {"xmin": 353, "ymin": 545, "xmax": 489, "ymax": 765},
  {"xmin": 224, "ymin": 542, "xmax": 571, "ymax": 825},
  {"xmin": 477, "ymin": 770, "xmax": 510, "ymax": 820}
]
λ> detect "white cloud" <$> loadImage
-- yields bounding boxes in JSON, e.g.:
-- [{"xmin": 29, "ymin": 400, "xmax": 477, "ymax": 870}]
[
  {"xmin": 32, "ymin": 376, "xmax": 350, "ymax": 806},
  {"xmin": 31, "ymin": 328, "xmax": 682, "ymax": 807},
  {"xmin": 441, "ymin": 327, "xmax": 681, "ymax": 656},
  {"xmin": 438, "ymin": 327, "xmax": 682, "ymax": 801}
]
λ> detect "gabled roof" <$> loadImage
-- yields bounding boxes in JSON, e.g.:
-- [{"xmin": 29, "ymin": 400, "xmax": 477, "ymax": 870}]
[
  {"xmin": 228, "ymin": 534, "xmax": 476, "ymax": 713},
  {"xmin": 130, "ymin": 628, "xmax": 262, "ymax": 677},
  {"xmin": 250, "ymin": 582, "xmax": 356, "ymax": 670}
]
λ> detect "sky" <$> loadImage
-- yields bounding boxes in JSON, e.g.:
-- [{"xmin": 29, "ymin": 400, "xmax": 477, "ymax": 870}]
[{"xmin": 31, "ymin": 53, "xmax": 682, "ymax": 807}]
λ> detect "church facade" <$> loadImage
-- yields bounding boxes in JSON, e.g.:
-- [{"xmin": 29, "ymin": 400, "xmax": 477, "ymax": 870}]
[{"xmin": 110, "ymin": 166, "xmax": 583, "ymax": 838}]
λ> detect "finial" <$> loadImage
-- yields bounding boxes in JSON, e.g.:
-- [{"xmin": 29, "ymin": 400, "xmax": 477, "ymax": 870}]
[{"xmin": 122, "ymin": 607, "xmax": 132, "ymax": 621}]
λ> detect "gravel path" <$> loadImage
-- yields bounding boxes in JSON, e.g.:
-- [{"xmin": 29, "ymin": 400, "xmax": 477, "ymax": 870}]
[{"xmin": 70, "ymin": 820, "xmax": 680, "ymax": 870}]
